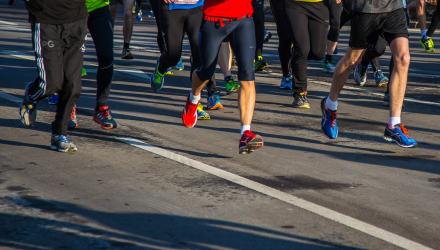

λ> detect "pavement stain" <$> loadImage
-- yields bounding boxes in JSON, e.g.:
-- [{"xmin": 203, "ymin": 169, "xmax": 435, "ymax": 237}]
[
  {"xmin": 428, "ymin": 178, "xmax": 440, "ymax": 188},
  {"xmin": 244, "ymin": 175, "xmax": 361, "ymax": 191},
  {"xmin": 6, "ymin": 185, "xmax": 28, "ymax": 192}
]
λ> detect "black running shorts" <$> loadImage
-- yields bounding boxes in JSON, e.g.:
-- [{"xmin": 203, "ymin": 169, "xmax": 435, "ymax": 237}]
[{"xmin": 349, "ymin": 8, "xmax": 408, "ymax": 49}]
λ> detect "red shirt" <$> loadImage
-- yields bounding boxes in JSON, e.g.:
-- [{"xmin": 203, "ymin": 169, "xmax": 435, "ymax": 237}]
[{"xmin": 203, "ymin": 0, "xmax": 253, "ymax": 19}]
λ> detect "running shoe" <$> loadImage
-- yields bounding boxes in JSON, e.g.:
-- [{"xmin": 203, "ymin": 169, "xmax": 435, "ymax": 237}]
[
  {"xmin": 197, "ymin": 103, "xmax": 211, "ymax": 120},
  {"xmin": 420, "ymin": 37, "xmax": 435, "ymax": 53},
  {"xmin": 239, "ymin": 130, "xmax": 264, "ymax": 154},
  {"xmin": 81, "ymin": 67, "xmax": 87, "ymax": 77},
  {"xmin": 279, "ymin": 75, "xmax": 293, "ymax": 90},
  {"xmin": 121, "ymin": 47, "xmax": 134, "ymax": 59},
  {"xmin": 19, "ymin": 86, "xmax": 37, "ymax": 127},
  {"xmin": 136, "ymin": 9, "xmax": 143, "ymax": 22},
  {"xmin": 321, "ymin": 97, "xmax": 338, "ymax": 139},
  {"xmin": 150, "ymin": 65, "xmax": 165, "ymax": 92},
  {"xmin": 374, "ymin": 70, "xmax": 389, "ymax": 88},
  {"xmin": 225, "ymin": 76, "xmax": 240, "ymax": 94},
  {"xmin": 175, "ymin": 57, "xmax": 184, "ymax": 71},
  {"xmin": 254, "ymin": 56, "xmax": 269, "ymax": 72},
  {"xmin": 47, "ymin": 94, "xmax": 59, "ymax": 105},
  {"xmin": 94, "ymin": 105, "xmax": 118, "ymax": 130},
  {"xmin": 206, "ymin": 94, "xmax": 224, "ymax": 110},
  {"xmin": 323, "ymin": 60, "xmax": 336, "ymax": 74},
  {"xmin": 164, "ymin": 67, "xmax": 174, "ymax": 76},
  {"xmin": 292, "ymin": 91, "xmax": 311, "ymax": 109},
  {"xmin": 384, "ymin": 123, "xmax": 417, "ymax": 148},
  {"xmin": 68, "ymin": 104, "xmax": 79, "ymax": 130},
  {"xmin": 181, "ymin": 97, "xmax": 198, "ymax": 128},
  {"xmin": 353, "ymin": 63, "xmax": 367, "ymax": 87},
  {"xmin": 50, "ymin": 134, "xmax": 78, "ymax": 153}
]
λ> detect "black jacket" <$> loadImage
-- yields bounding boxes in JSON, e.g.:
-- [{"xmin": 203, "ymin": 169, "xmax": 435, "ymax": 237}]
[{"xmin": 25, "ymin": 0, "xmax": 87, "ymax": 24}]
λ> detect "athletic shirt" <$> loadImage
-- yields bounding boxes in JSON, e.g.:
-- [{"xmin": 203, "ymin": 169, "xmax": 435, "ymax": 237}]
[
  {"xmin": 168, "ymin": 0, "xmax": 204, "ymax": 10},
  {"xmin": 203, "ymin": 0, "xmax": 253, "ymax": 19},
  {"xmin": 86, "ymin": 0, "xmax": 109, "ymax": 13},
  {"xmin": 351, "ymin": 0, "xmax": 404, "ymax": 13}
]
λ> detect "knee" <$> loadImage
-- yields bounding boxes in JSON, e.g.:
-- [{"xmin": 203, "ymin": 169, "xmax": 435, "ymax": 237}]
[
  {"xmin": 394, "ymin": 53, "xmax": 411, "ymax": 68},
  {"xmin": 309, "ymin": 48, "xmax": 326, "ymax": 60}
]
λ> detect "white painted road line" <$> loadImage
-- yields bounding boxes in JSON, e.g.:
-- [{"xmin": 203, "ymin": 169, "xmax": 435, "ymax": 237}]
[
  {"xmin": 0, "ymin": 91, "xmax": 21, "ymax": 103},
  {"xmin": 117, "ymin": 137, "xmax": 432, "ymax": 250}
]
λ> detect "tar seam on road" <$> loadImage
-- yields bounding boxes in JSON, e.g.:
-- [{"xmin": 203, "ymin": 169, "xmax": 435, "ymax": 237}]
[{"xmin": 117, "ymin": 137, "xmax": 432, "ymax": 250}]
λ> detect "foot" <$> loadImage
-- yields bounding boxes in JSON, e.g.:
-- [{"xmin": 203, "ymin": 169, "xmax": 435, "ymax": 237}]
[
  {"xmin": 420, "ymin": 37, "xmax": 435, "ymax": 53},
  {"xmin": 353, "ymin": 63, "xmax": 367, "ymax": 87},
  {"xmin": 68, "ymin": 104, "xmax": 79, "ymax": 130},
  {"xmin": 321, "ymin": 98, "xmax": 338, "ymax": 139},
  {"xmin": 239, "ymin": 130, "xmax": 264, "ymax": 154},
  {"xmin": 94, "ymin": 105, "xmax": 118, "ymax": 130},
  {"xmin": 121, "ymin": 47, "xmax": 134, "ymax": 59},
  {"xmin": 19, "ymin": 87, "xmax": 37, "ymax": 127},
  {"xmin": 292, "ymin": 90, "xmax": 311, "ymax": 109},
  {"xmin": 197, "ymin": 103, "xmax": 211, "ymax": 120},
  {"xmin": 254, "ymin": 56, "xmax": 269, "ymax": 72},
  {"xmin": 181, "ymin": 97, "xmax": 198, "ymax": 128},
  {"xmin": 263, "ymin": 31, "xmax": 272, "ymax": 43},
  {"xmin": 47, "ymin": 94, "xmax": 59, "ymax": 105},
  {"xmin": 374, "ymin": 70, "xmax": 388, "ymax": 88},
  {"xmin": 50, "ymin": 134, "xmax": 78, "ymax": 153},
  {"xmin": 279, "ymin": 75, "xmax": 293, "ymax": 90},
  {"xmin": 224, "ymin": 76, "xmax": 240, "ymax": 94},
  {"xmin": 175, "ymin": 57, "xmax": 184, "ymax": 71},
  {"xmin": 150, "ymin": 64, "xmax": 165, "ymax": 92},
  {"xmin": 206, "ymin": 94, "xmax": 224, "ymax": 110},
  {"xmin": 384, "ymin": 123, "xmax": 417, "ymax": 148},
  {"xmin": 323, "ymin": 60, "xmax": 336, "ymax": 74}
]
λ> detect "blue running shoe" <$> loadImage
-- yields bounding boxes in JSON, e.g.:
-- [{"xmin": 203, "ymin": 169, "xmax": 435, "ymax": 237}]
[
  {"xmin": 48, "ymin": 94, "xmax": 59, "ymax": 105},
  {"xmin": 175, "ymin": 57, "xmax": 184, "ymax": 71},
  {"xmin": 51, "ymin": 134, "xmax": 78, "ymax": 153},
  {"xmin": 374, "ymin": 70, "xmax": 388, "ymax": 88},
  {"xmin": 384, "ymin": 123, "xmax": 417, "ymax": 148},
  {"xmin": 206, "ymin": 94, "xmax": 224, "ymax": 110},
  {"xmin": 279, "ymin": 75, "xmax": 293, "ymax": 90},
  {"xmin": 321, "ymin": 98, "xmax": 338, "ymax": 139}
]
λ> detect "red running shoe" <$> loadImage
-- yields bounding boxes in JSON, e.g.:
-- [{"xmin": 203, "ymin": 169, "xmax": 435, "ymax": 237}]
[
  {"xmin": 68, "ymin": 104, "xmax": 79, "ymax": 130},
  {"xmin": 239, "ymin": 130, "xmax": 264, "ymax": 154},
  {"xmin": 94, "ymin": 105, "xmax": 118, "ymax": 130},
  {"xmin": 182, "ymin": 98, "xmax": 198, "ymax": 128}
]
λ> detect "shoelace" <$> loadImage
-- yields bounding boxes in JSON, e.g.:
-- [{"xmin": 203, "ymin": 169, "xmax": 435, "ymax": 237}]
[
  {"xmin": 399, "ymin": 123, "xmax": 410, "ymax": 136},
  {"xmin": 330, "ymin": 111, "xmax": 337, "ymax": 127},
  {"xmin": 57, "ymin": 135, "xmax": 69, "ymax": 143}
]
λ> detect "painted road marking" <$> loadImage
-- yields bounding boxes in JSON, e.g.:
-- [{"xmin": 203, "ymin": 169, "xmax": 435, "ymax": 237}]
[
  {"xmin": 0, "ymin": 74, "xmax": 433, "ymax": 249},
  {"xmin": 117, "ymin": 137, "xmax": 432, "ymax": 250}
]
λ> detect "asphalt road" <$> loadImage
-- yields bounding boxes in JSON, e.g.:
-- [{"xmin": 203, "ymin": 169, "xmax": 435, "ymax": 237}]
[{"xmin": 0, "ymin": 2, "xmax": 439, "ymax": 250}]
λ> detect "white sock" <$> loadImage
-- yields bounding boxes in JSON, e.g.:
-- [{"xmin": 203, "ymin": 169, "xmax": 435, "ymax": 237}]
[
  {"xmin": 189, "ymin": 92, "xmax": 200, "ymax": 105},
  {"xmin": 241, "ymin": 125, "xmax": 251, "ymax": 135},
  {"xmin": 388, "ymin": 117, "xmax": 401, "ymax": 128},
  {"xmin": 325, "ymin": 97, "xmax": 338, "ymax": 111}
]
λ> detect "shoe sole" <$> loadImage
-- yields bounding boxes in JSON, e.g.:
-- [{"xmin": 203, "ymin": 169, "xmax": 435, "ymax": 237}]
[
  {"xmin": 19, "ymin": 104, "xmax": 35, "ymax": 127},
  {"xmin": 383, "ymin": 136, "xmax": 416, "ymax": 148},
  {"xmin": 239, "ymin": 139, "xmax": 264, "ymax": 154},
  {"xmin": 93, "ymin": 117, "xmax": 116, "ymax": 130},
  {"xmin": 292, "ymin": 103, "xmax": 311, "ymax": 109},
  {"xmin": 206, "ymin": 103, "xmax": 224, "ymax": 110},
  {"xmin": 50, "ymin": 145, "xmax": 78, "ymax": 153}
]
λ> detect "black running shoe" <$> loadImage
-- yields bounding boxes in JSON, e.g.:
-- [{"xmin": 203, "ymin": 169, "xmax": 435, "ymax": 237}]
[
  {"xmin": 292, "ymin": 91, "xmax": 311, "ymax": 109},
  {"xmin": 19, "ymin": 86, "xmax": 37, "ymax": 127},
  {"xmin": 121, "ymin": 47, "xmax": 134, "ymax": 59}
]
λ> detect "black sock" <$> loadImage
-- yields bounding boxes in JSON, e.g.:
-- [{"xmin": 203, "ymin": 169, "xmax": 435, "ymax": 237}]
[{"xmin": 123, "ymin": 42, "xmax": 130, "ymax": 49}]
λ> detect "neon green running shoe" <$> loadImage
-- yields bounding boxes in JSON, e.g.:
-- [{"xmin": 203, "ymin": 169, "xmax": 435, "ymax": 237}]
[
  {"xmin": 224, "ymin": 76, "xmax": 240, "ymax": 94},
  {"xmin": 254, "ymin": 55, "xmax": 269, "ymax": 72},
  {"xmin": 81, "ymin": 67, "xmax": 87, "ymax": 77},
  {"xmin": 420, "ymin": 37, "xmax": 435, "ymax": 53},
  {"xmin": 150, "ymin": 66, "xmax": 165, "ymax": 92}
]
